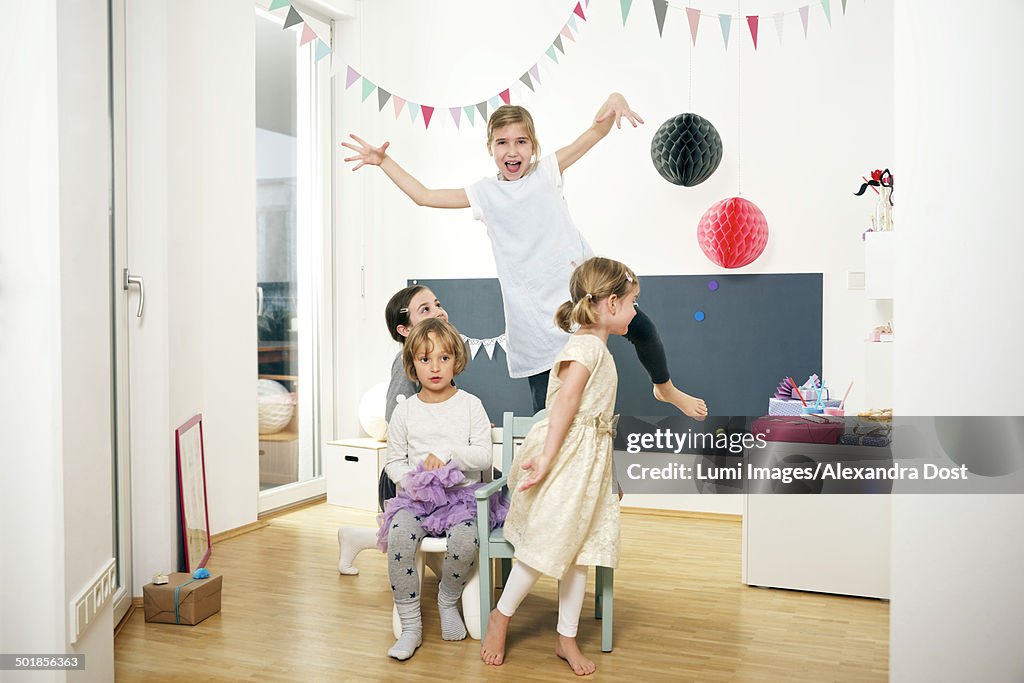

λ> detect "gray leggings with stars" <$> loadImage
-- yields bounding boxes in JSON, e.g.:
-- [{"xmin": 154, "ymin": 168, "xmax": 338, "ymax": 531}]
[{"xmin": 387, "ymin": 509, "xmax": 478, "ymax": 604}]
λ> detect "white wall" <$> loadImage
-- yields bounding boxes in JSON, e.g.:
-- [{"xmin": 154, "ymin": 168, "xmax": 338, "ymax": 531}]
[
  {"xmin": 1, "ymin": 0, "xmax": 115, "ymax": 679},
  {"xmin": 127, "ymin": 0, "xmax": 258, "ymax": 594},
  {"xmin": 0, "ymin": 2, "xmax": 68, "ymax": 679},
  {"xmin": 334, "ymin": 0, "xmax": 894, "ymax": 439},
  {"xmin": 891, "ymin": 2, "xmax": 1024, "ymax": 681}
]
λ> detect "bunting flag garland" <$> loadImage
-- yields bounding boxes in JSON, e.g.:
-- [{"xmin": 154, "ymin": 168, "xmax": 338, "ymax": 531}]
[
  {"xmin": 686, "ymin": 8, "xmax": 700, "ymax": 46},
  {"xmin": 718, "ymin": 13, "xmax": 731, "ymax": 49},
  {"xmin": 268, "ymin": 2, "xmax": 335, "ymax": 64},
  {"xmin": 299, "ymin": 22, "xmax": 317, "ymax": 46},
  {"xmin": 340, "ymin": 0, "xmax": 866, "ymax": 133},
  {"xmin": 283, "ymin": 6, "xmax": 303, "ymax": 29},
  {"xmin": 620, "ymin": 0, "xmax": 634, "ymax": 25},
  {"xmin": 462, "ymin": 335, "xmax": 508, "ymax": 361},
  {"xmin": 653, "ymin": 0, "xmax": 669, "ymax": 37}
]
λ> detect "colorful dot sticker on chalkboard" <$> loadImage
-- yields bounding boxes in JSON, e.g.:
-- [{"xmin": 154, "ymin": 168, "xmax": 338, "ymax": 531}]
[
  {"xmin": 694, "ymin": 311, "xmax": 706, "ymax": 322},
  {"xmin": 708, "ymin": 280, "xmax": 719, "ymax": 291}
]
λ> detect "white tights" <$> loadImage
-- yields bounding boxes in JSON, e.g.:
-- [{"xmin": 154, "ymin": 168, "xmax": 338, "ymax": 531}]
[{"xmin": 495, "ymin": 560, "xmax": 588, "ymax": 637}]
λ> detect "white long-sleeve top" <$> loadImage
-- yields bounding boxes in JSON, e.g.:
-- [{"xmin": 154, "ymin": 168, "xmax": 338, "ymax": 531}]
[{"xmin": 384, "ymin": 389, "xmax": 492, "ymax": 488}]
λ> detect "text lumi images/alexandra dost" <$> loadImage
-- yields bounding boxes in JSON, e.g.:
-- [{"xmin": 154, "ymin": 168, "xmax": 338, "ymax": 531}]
[{"xmin": 621, "ymin": 427, "xmax": 970, "ymax": 485}]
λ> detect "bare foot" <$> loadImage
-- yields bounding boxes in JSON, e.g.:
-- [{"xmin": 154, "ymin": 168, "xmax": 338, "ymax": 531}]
[
  {"xmin": 653, "ymin": 381, "xmax": 708, "ymax": 421},
  {"xmin": 480, "ymin": 608, "xmax": 510, "ymax": 666},
  {"xmin": 555, "ymin": 635, "xmax": 596, "ymax": 676}
]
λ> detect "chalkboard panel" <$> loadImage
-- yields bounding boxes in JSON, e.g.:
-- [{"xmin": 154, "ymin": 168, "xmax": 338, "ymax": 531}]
[{"xmin": 414, "ymin": 274, "xmax": 822, "ymax": 424}]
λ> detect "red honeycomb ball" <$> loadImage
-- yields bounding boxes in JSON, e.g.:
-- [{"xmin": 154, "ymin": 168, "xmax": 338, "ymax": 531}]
[{"xmin": 697, "ymin": 197, "xmax": 769, "ymax": 269}]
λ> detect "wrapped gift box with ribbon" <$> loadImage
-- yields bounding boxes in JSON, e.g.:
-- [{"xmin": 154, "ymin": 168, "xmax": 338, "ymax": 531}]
[{"xmin": 143, "ymin": 571, "xmax": 222, "ymax": 625}]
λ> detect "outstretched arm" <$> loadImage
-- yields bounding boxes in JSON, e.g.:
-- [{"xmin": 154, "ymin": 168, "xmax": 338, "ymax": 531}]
[
  {"xmin": 341, "ymin": 134, "xmax": 470, "ymax": 209},
  {"xmin": 518, "ymin": 360, "xmax": 591, "ymax": 492},
  {"xmin": 555, "ymin": 92, "xmax": 644, "ymax": 174}
]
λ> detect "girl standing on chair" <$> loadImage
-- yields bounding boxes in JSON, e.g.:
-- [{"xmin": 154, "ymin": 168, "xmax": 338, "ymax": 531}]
[
  {"xmin": 378, "ymin": 317, "xmax": 497, "ymax": 660},
  {"xmin": 480, "ymin": 257, "xmax": 634, "ymax": 676},
  {"xmin": 342, "ymin": 95, "xmax": 707, "ymax": 419}
]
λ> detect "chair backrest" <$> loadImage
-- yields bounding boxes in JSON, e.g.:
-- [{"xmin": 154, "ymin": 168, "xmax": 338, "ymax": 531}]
[{"xmin": 500, "ymin": 410, "xmax": 546, "ymax": 479}]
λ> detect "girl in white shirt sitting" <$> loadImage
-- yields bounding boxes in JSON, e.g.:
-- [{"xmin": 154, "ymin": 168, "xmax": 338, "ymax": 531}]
[
  {"xmin": 377, "ymin": 317, "xmax": 502, "ymax": 661},
  {"xmin": 343, "ymin": 93, "xmax": 708, "ymax": 420}
]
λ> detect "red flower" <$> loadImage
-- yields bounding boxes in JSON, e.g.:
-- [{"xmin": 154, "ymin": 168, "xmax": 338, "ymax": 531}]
[{"xmin": 871, "ymin": 169, "xmax": 883, "ymax": 182}]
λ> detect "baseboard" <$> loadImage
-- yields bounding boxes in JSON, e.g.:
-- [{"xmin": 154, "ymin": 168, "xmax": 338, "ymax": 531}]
[
  {"xmin": 621, "ymin": 506, "xmax": 742, "ymax": 523},
  {"xmin": 257, "ymin": 493, "xmax": 327, "ymax": 521},
  {"xmin": 211, "ymin": 520, "xmax": 270, "ymax": 544}
]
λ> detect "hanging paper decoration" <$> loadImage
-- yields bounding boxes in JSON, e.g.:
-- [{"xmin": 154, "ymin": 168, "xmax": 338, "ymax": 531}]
[
  {"xmin": 283, "ymin": 6, "xmax": 303, "ymax": 29},
  {"xmin": 747, "ymin": 15, "xmax": 759, "ymax": 50},
  {"xmin": 697, "ymin": 197, "xmax": 769, "ymax": 269},
  {"xmin": 653, "ymin": 0, "xmax": 669, "ymax": 37},
  {"xmin": 650, "ymin": 113, "xmax": 723, "ymax": 187},
  {"xmin": 461, "ymin": 335, "xmax": 507, "ymax": 361},
  {"xmin": 300, "ymin": 22, "xmax": 317, "ymax": 46},
  {"xmin": 686, "ymin": 8, "xmax": 701, "ymax": 46},
  {"xmin": 799, "ymin": 6, "xmax": 810, "ymax": 37},
  {"xmin": 821, "ymin": 0, "xmax": 832, "ymax": 27},
  {"xmin": 718, "ymin": 14, "xmax": 731, "ymax": 49},
  {"xmin": 620, "ymin": 0, "xmax": 634, "ymax": 25},
  {"xmin": 314, "ymin": 39, "xmax": 331, "ymax": 63}
]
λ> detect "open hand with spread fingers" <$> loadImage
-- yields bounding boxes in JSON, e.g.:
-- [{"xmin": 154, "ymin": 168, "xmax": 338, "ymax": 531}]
[{"xmin": 341, "ymin": 134, "xmax": 390, "ymax": 170}]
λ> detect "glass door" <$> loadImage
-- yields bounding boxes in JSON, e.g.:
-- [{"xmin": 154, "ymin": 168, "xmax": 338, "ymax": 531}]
[{"xmin": 255, "ymin": 6, "xmax": 331, "ymax": 509}]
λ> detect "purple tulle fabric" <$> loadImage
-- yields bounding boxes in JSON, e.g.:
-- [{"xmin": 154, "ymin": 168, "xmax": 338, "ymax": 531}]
[{"xmin": 376, "ymin": 460, "xmax": 509, "ymax": 552}]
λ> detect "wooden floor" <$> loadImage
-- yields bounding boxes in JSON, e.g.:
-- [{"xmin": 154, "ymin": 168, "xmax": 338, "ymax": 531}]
[{"xmin": 115, "ymin": 504, "xmax": 888, "ymax": 682}]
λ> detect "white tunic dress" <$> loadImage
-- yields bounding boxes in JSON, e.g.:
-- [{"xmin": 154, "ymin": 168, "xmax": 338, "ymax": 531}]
[{"xmin": 465, "ymin": 155, "xmax": 594, "ymax": 378}]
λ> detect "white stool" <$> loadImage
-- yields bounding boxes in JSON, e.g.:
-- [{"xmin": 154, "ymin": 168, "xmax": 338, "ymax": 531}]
[{"xmin": 391, "ymin": 536, "xmax": 481, "ymax": 640}]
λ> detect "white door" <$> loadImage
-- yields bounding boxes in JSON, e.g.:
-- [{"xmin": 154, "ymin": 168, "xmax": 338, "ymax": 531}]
[{"xmin": 109, "ymin": 0, "xmax": 136, "ymax": 623}]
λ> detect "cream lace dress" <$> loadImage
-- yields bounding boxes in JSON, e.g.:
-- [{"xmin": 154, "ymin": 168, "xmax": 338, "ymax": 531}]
[{"xmin": 504, "ymin": 333, "xmax": 620, "ymax": 580}]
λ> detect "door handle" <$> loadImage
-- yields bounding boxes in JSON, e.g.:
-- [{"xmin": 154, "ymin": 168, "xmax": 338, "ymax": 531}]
[
  {"xmin": 257, "ymin": 285, "xmax": 264, "ymax": 316},
  {"xmin": 123, "ymin": 268, "xmax": 145, "ymax": 318}
]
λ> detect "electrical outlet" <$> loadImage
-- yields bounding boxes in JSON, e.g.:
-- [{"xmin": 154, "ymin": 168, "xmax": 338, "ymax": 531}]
[{"xmin": 69, "ymin": 558, "xmax": 116, "ymax": 644}]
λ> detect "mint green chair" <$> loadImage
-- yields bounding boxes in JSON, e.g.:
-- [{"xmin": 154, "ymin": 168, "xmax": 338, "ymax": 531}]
[{"xmin": 475, "ymin": 411, "xmax": 614, "ymax": 652}]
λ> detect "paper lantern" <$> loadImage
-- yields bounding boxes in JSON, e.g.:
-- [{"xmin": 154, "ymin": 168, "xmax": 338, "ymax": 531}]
[
  {"xmin": 257, "ymin": 379, "xmax": 294, "ymax": 434},
  {"xmin": 358, "ymin": 381, "xmax": 389, "ymax": 441},
  {"xmin": 650, "ymin": 113, "xmax": 723, "ymax": 187},
  {"xmin": 697, "ymin": 197, "xmax": 769, "ymax": 269}
]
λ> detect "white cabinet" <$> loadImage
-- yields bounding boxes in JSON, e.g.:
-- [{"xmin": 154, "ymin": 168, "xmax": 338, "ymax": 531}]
[{"xmin": 323, "ymin": 438, "xmax": 387, "ymax": 512}]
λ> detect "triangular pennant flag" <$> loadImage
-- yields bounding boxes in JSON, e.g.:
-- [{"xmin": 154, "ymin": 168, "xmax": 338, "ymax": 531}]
[
  {"xmin": 463, "ymin": 105, "xmax": 475, "ymax": 126},
  {"xmin": 377, "ymin": 87, "xmax": 391, "ymax": 111},
  {"xmin": 529, "ymin": 64, "xmax": 541, "ymax": 84},
  {"xmin": 477, "ymin": 101, "xmax": 488, "ymax": 121},
  {"xmin": 449, "ymin": 107, "xmax": 461, "ymax": 129},
  {"xmin": 407, "ymin": 102, "xmax": 421, "ymax": 123},
  {"xmin": 269, "ymin": 0, "xmax": 289, "ymax": 10},
  {"xmin": 553, "ymin": 35, "xmax": 565, "ymax": 53},
  {"xmin": 496, "ymin": 336, "xmax": 507, "ymax": 353},
  {"xmin": 561, "ymin": 25, "xmax": 575, "ymax": 42},
  {"xmin": 799, "ymin": 6, "xmax": 809, "ymax": 37},
  {"xmin": 393, "ymin": 95, "xmax": 406, "ymax": 118},
  {"xmin": 283, "ymin": 6, "xmax": 303, "ymax": 29},
  {"xmin": 620, "ymin": 0, "xmax": 633, "ymax": 25},
  {"xmin": 747, "ymin": 15, "xmax": 759, "ymax": 50},
  {"xmin": 686, "ymin": 7, "xmax": 700, "ymax": 46},
  {"xmin": 719, "ymin": 14, "xmax": 731, "ymax": 49},
  {"xmin": 360, "ymin": 78, "xmax": 376, "ymax": 102},
  {"xmin": 520, "ymin": 72, "xmax": 534, "ymax": 91},
  {"xmin": 314, "ymin": 39, "xmax": 331, "ymax": 63},
  {"xmin": 488, "ymin": 96, "xmax": 502, "ymax": 110},
  {"xmin": 482, "ymin": 339, "xmax": 497, "ymax": 359},
  {"xmin": 841, "ymin": 0, "xmax": 848, "ymax": 14},
  {"xmin": 300, "ymin": 22, "xmax": 317, "ymax": 46},
  {"xmin": 653, "ymin": 0, "xmax": 669, "ymax": 37},
  {"xmin": 545, "ymin": 46, "xmax": 559, "ymax": 63},
  {"xmin": 773, "ymin": 12, "xmax": 785, "ymax": 44},
  {"xmin": 468, "ymin": 339, "xmax": 482, "ymax": 359},
  {"xmin": 421, "ymin": 105, "xmax": 434, "ymax": 129},
  {"xmin": 821, "ymin": 0, "xmax": 832, "ymax": 27},
  {"xmin": 568, "ymin": 14, "xmax": 578, "ymax": 32},
  {"xmin": 499, "ymin": 89, "xmax": 511, "ymax": 105},
  {"xmin": 574, "ymin": 2, "xmax": 586, "ymax": 20},
  {"xmin": 345, "ymin": 66, "xmax": 360, "ymax": 89}
]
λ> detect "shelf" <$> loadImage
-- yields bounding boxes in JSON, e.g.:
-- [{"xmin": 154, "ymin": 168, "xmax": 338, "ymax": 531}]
[{"xmin": 259, "ymin": 429, "xmax": 297, "ymax": 442}]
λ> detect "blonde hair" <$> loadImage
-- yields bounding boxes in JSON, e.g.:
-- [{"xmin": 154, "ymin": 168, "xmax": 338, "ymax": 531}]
[
  {"xmin": 555, "ymin": 257, "xmax": 638, "ymax": 333},
  {"xmin": 486, "ymin": 105, "xmax": 542, "ymax": 167},
  {"xmin": 402, "ymin": 318, "xmax": 468, "ymax": 381}
]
